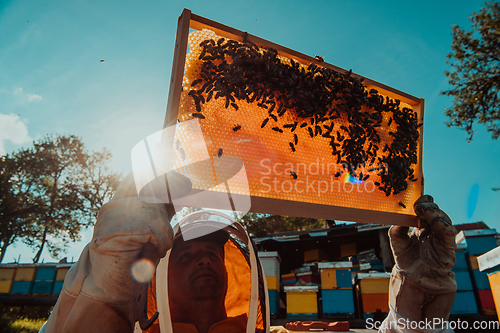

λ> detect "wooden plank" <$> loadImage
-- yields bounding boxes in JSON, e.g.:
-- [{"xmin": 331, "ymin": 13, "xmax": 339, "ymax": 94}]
[
  {"xmin": 173, "ymin": 191, "xmax": 419, "ymax": 226},
  {"xmin": 163, "ymin": 8, "xmax": 192, "ymax": 129}
]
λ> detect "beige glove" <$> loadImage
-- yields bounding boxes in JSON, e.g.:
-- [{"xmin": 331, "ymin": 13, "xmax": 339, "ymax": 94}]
[
  {"xmin": 43, "ymin": 174, "xmax": 175, "ymax": 333},
  {"xmin": 387, "ymin": 195, "xmax": 457, "ymax": 328}
]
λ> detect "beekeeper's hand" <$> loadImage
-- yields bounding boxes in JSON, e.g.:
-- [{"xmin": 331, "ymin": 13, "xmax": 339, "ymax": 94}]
[
  {"xmin": 385, "ymin": 195, "xmax": 457, "ymax": 329},
  {"xmin": 43, "ymin": 173, "xmax": 175, "ymax": 333}
]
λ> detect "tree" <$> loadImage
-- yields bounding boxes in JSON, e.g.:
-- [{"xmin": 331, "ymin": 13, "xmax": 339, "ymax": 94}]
[
  {"xmin": 441, "ymin": 1, "xmax": 500, "ymax": 141},
  {"xmin": 237, "ymin": 213, "xmax": 327, "ymax": 236},
  {"xmin": 0, "ymin": 135, "xmax": 122, "ymax": 263},
  {"xmin": 0, "ymin": 155, "xmax": 36, "ymax": 263}
]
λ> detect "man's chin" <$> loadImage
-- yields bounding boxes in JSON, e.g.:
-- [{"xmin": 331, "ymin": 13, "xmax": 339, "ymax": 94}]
[{"xmin": 192, "ymin": 283, "xmax": 225, "ymax": 301}]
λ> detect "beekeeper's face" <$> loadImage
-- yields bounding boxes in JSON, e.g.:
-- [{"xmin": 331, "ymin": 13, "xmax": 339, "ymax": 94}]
[{"xmin": 168, "ymin": 239, "xmax": 228, "ymax": 305}]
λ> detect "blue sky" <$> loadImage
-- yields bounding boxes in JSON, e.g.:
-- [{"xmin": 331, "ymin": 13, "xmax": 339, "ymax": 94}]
[{"xmin": 1, "ymin": 0, "xmax": 499, "ymax": 263}]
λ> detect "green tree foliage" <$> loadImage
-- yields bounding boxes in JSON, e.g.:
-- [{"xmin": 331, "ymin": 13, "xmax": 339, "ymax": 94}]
[
  {"xmin": 0, "ymin": 135, "xmax": 121, "ymax": 263},
  {"xmin": 441, "ymin": 1, "xmax": 500, "ymax": 140},
  {"xmin": 237, "ymin": 213, "xmax": 327, "ymax": 236}
]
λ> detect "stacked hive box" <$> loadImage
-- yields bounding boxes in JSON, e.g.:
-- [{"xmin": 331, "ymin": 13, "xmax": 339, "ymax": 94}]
[
  {"xmin": 52, "ymin": 265, "xmax": 71, "ymax": 295},
  {"xmin": 258, "ymin": 252, "xmax": 281, "ymax": 318},
  {"xmin": 457, "ymin": 229, "xmax": 498, "ymax": 315},
  {"xmin": 32, "ymin": 266, "xmax": 57, "ymax": 295},
  {"xmin": 356, "ymin": 272, "xmax": 390, "ymax": 317},
  {"xmin": 450, "ymin": 243, "xmax": 479, "ymax": 315},
  {"xmin": 295, "ymin": 265, "xmax": 320, "ymax": 286},
  {"xmin": 10, "ymin": 265, "xmax": 36, "ymax": 295},
  {"xmin": 478, "ymin": 246, "xmax": 500, "ymax": 315},
  {"xmin": 0, "ymin": 264, "xmax": 16, "ymax": 295},
  {"xmin": 284, "ymin": 286, "xmax": 319, "ymax": 319},
  {"xmin": 318, "ymin": 262, "xmax": 354, "ymax": 318},
  {"xmin": 282, "ymin": 272, "xmax": 296, "ymax": 287}
]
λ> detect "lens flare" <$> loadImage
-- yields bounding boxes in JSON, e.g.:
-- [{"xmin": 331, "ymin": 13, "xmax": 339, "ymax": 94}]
[{"xmin": 131, "ymin": 258, "xmax": 155, "ymax": 283}]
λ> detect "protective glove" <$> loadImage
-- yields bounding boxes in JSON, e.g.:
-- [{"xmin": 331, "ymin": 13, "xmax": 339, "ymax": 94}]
[
  {"xmin": 43, "ymin": 173, "xmax": 176, "ymax": 333},
  {"xmin": 384, "ymin": 195, "xmax": 457, "ymax": 331}
]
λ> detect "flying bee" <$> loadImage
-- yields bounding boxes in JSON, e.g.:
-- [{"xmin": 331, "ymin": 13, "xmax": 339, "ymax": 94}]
[
  {"xmin": 217, "ymin": 148, "xmax": 223, "ymax": 158},
  {"xmin": 233, "ymin": 125, "xmax": 241, "ymax": 132},
  {"xmin": 192, "ymin": 112, "xmax": 205, "ymax": 119},
  {"xmin": 398, "ymin": 201, "xmax": 406, "ymax": 209},
  {"xmin": 290, "ymin": 171, "xmax": 298, "ymax": 179},
  {"xmin": 289, "ymin": 142, "xmax": 295, "ymax": 152}
]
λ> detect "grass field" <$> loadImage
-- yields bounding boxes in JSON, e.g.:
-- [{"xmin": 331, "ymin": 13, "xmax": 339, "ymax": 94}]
[{"xmin": 0, "ymin": 305, "xmax": 50, "ymax": 333}]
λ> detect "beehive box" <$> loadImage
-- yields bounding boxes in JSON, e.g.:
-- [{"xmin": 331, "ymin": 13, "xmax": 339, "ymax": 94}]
[
  {"xmin": 318, "ymin": 261, "xmax": 353, "ymax": 289},
  {"xmin": 160, "ymin": 9, "xmax": 424, "ymax": 227},
  {"xmin": 284, "ymin": 286, "xmax": 319, "ymax": 319},
  {"xmin": 322, "ymin": 289, "xmax": 355, "ymax": 318},
  {"xmin": 450, "ymin": 291, "xmax": 479, "ymax": 315},
  {"xmin": 356, "ymin": 272, "xmax": 390, "ymax": 315},
  {"xmin": 456, "ymin": 229, "xmax": 498, "ymax": 256},
  {"xmin": 33, "ymin": 266, "xmax": 56, "ymax": 295},
  {"xmin": 478, "ymin": 246, "xmax": 500, "ymax": 315},
  {"xmin": 0, "ymin": 265, "xmax": 16, "ymax": 294},
  {"xmin": 258, "ymin": 251, "xmax": 281, "ymax": 278}
]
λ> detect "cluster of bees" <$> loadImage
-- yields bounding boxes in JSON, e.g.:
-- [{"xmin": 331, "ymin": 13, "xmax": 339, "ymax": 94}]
[{"xmin": 187, "ymin": 37, "xmax": 420, "ymax": 197}]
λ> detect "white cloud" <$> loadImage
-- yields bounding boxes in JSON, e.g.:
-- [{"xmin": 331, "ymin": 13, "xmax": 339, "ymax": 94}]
[
  {"xmin": 28, "ymin": 94, "xmax": 42, "ymax": 101},
  {"xmin": 14, "ymin": 87, "xmax": 23, "ymax": 95},
  {"xmin": 0, "ymin": 113, "xmax": 32, "ymax": 156}
]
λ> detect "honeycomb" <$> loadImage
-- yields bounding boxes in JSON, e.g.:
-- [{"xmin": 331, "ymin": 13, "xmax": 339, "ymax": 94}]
[{"xmin": 172, "ymin": 29, "xmax": 423, "ymax": 216}]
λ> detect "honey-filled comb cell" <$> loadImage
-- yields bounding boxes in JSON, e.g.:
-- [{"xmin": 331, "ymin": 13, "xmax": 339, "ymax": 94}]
[{"xmin": 165, "ymin": 10, "xmax": 424, "ymax": 227}]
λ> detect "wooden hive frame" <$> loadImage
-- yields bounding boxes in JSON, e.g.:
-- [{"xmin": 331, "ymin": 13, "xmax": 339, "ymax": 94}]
[{"xmin": 164, "ymin": 9, "xmax": 424, "ymax": 227}]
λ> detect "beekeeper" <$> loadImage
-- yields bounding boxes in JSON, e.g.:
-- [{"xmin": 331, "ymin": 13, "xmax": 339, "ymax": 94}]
[
  {"xmin": 40, "ymin": 172, "xmax": 457, "ymax": 333},
  {"xmin": 40, "ymin": 173, "xmax": 270, "ymax": 333}
]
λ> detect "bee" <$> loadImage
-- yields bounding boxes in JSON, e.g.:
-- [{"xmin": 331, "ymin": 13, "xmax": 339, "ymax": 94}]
[
  {"xmin": 308, "ymin": 127, "xmax": 314, "ymax": 138},
  {"xmin": 270, "ymin": 114, "xmax": 278, "ymax": 122},
  {"xmin": 294, "ymin": 133, "xmax": 298, "ymax": 145},
  {"xmin": 334, "ymin": 171, "xmax": 341, "ymax": 177},
  {"xmin": 398, "ymin": 201, "xmax": 406, "ymax": 209},
  {"xmin": 388, "ymin": 117, "xmax": 393, "ymax": 126},
  {"xmin": 233, "ymin": 125, "xmax": 241, "ymax": 132},
  {"xmin": 315, "ymin": 55, "xmax": 324, "ymax": 62},
  {"xmin": 289, "ymin": 142, "xmax": 296, "ymax": 152},
  {"xmin": 192, "ymin": 112, "xmax": 205, "ymax": 119},
  {"xmin": 300, "ymin": 122, "xmax": 308, "ymax": 128},
  {"xmin": 261, "ymin": 118, "xmax": 269, "ymax": 128},
  {"xmin": 217, "ymin": 148, "xmax": 223, "ymax": 158},
  {"xmin": 272, "ymin": 127, "xmax": 283, "ymax": 133},
  {"xmin": 191, "ymin": 79, "xmax": 202, "ymax": 86},
  {"xmin": 231, "ymin": 103, "xmax": 239, "ymax": 110},
  {"xmin": 290, "ymin": 171, "xmax": 298, "ymax": 179}
]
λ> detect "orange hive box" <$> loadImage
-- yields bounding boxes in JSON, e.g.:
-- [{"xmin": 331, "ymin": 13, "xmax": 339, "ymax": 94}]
[{"xmin": 164, "ymin": 9, "xmax": 424, "ymax": 226}]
